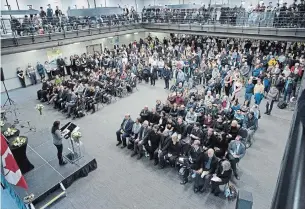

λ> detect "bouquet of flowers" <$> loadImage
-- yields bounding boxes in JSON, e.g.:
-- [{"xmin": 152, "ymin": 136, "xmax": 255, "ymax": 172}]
[
  {"xmin": 4, "ymin": 127, "xmax": 17, "ymax": 137},
  {"xmin": 71, "ymin": 131, "xmax": 82, "ymax": 144},
  {"xmin": 35, "ymin": 104, "xmax": 44, "ymax": 115},
  {"xmin": 0, "ymin": 120, "xmax": 4, "ymax": 127},
  {"xmin": 12, "ymin": 136, "xmax": 26, "ymax": 147}
]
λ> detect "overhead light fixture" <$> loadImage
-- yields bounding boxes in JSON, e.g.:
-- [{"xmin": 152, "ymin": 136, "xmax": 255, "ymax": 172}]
[
  {"xmin": 134, "ymin": 32, "xmax": 138, "ymax": 34},
  {"xmin": 108, "ymin": 36, "xmax": 113, "ymax": 39},
  {"xmin": 74, "ymin": 42, "xmax": 80, "ymax": 44},
  {"xmin": 29, "ymin": 50, "xmax": 37, "ymax": 52}
]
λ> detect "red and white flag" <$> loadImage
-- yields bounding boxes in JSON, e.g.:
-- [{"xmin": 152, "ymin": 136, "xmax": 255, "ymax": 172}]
[{"xmin": 1, "ymin": 134, "xmax": 28, "ymax": 190}]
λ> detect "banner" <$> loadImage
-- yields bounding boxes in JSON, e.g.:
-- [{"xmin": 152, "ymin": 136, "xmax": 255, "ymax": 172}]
[
  {"xmin": 1, "ymin": 174, "xmax": 27, "ymax": 209},
  {"xmin": 47, "ymin": 49, "xmax": 62, "ymax": 65}
]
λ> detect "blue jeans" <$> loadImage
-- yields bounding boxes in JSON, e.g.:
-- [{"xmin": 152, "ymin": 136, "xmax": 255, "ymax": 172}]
[
  {"xmin": 158, "ymin": 68, "xmax": 164, "ymax": 77},
  {"xmin": 254, "ymin": 93, "xmax": 263, "ymax": 105},
  {"xmin": 284, "ymin": 91, "xmax": 291, "ymax": 102},
  {"xmin": 245, "ymin": 93, "xmax": 253, "ymax": 103}
]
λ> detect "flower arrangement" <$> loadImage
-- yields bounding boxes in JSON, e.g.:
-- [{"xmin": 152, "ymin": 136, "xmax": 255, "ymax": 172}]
[
  {"xmin": 71, "ymin": 131, "xmax": 82, "ymax": 143},
  {"xmin": 0, "ymin": 120, "xmax": 4, "ymax": 127},
  {"xmin": 12, "ymin": 136, "xmax": 26, "ymax": 147},
  {"xmin": 4, "ymin": 127, "xmax": 17, "ymax": 137},
  {"xmin": 35, "ymin": 104, "xmax": 44, "ymax": 115}
]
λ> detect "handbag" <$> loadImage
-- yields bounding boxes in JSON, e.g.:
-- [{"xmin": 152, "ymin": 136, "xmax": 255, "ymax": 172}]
[{"xmin": 224, "ymin": 182, "xmax": 237, "ymax": 200}]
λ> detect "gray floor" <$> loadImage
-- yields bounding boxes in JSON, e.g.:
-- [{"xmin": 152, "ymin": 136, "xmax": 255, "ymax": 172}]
[{"xmin": 1, "ymin": 80, "xmax": 292, "ymax": 209}]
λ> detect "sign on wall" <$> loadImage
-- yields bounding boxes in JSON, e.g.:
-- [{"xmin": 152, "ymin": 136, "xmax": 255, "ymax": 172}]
[{"xmin": 47, "ymin": 49, "xmax": 62, "ymax": 65}]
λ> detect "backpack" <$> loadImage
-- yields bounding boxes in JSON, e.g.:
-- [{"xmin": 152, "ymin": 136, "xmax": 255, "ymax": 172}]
[
  {"xmin": 224, "ymin": 183, "xmax": 237, "ymax": 200},
  {"xmin": 277, "ymin": 101, "xmax": 287, "ymax": 109}
]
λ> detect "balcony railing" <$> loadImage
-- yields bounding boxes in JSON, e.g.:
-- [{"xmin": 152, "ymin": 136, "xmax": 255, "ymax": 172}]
[
  {"xmin": 0, "ymin": 15, "xmax": 141, "ymax": 39},
  {"xmin": 142, "ymin": 11, "xmax": 305, "ymax": 28}
]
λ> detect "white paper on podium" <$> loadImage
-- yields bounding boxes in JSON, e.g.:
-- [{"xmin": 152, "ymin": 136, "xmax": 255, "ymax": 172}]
[
  {"xmin": 211, "ymin": 176, "xmax": 222, "ymax": 182},
  {"xmin": 201, "ymin": 171, "xmax": 209, "ymax": 178}
]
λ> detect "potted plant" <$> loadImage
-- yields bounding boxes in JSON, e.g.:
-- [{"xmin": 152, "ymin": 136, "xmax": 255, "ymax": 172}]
[
  {"xmin": 35, "ymin": 104, "xmax": 44, "ymax": 115},
  {"xmin": 4, "ymin": 127, "xmax": 17, "ymax": 137},
  {"xmin": 12, "ymin": 136, "xmax": 26, "ymax": 147},
  {"xmin": 71, "ymin": 131, "xmax": 82, "ymax": 144}
]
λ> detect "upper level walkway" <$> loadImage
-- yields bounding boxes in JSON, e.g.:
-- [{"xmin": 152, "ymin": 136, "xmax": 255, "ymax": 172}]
[{"xmin": 1, "ymin": 11, "xmax": 305, "ymax": 53}]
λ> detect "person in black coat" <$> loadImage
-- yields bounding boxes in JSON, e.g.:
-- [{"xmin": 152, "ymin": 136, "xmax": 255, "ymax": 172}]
[
  {"xmin": 202, "ymin": 128, "xmax": 217, "ymax": 151},
  {"xmin": 159, "ymin": 133, "xmax": 181, "ymax": 168},
  {"xmin": 140, "ymin": 106, "xmax": 150, "ymax": 122},
  {"xmin": 150, "ymin": 66, "xmax": 157, "ymax": 86},
  {"xmin": 163, "ymin": 66, "xmax": 171, "ymax": 89},
  {"xmin": 57, "ymin": 57, "xmax": 66, "ymax": 77},
  {"xmin": 193, "ymin": 149, "xmax": 218, "ymax": 193},
  {"xmin": 144, "ymin": 125, "xmax": 162, "ymax": 160},
  {"xmin": 211, "ymin": 159, "xmax": 232, "ymax": 196},
  {"xmin": 157, "ymin": 111, "xmax": 167, "ymax": 133},
  {"xmin": 180, "ymin": 140, "xmax": 203, "ymax": 185},
  {"xmin": 149, "ymin": 108, "xmax": 160, "ymax": 125},
  {"xmin": 175, "ymin": 117, "xmax": 187, "ymax": 139},
  {"xmin": 153, "ymin": 132, "xmax": 171, "ymax": 166},
  {"xmin": 214, "ymin": 132, "xmax": 229, "ymax": 158}
]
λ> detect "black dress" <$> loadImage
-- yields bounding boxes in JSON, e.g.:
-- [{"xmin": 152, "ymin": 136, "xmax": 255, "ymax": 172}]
[{"xmin": 17, "ymin": 70, "xmax": 26, "ymax": 87}]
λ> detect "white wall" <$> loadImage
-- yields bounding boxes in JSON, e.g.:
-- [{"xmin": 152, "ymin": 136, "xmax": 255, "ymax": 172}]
[
  {"xmin": 145, "ymin": 31, "xmax": 170, "ymax": 40},
  {"xmin": 2, "ymin": 0, "xmax": 141, "ymax": 13},
  {"xmin": 1, "ymin": 31, "xmax": 145, "ymax": 92}
]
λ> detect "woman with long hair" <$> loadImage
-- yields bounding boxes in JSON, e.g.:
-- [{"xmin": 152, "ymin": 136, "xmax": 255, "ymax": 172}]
[{"xmin": 51, "ymin": 121, "xmax": 66, "ymax": 166}]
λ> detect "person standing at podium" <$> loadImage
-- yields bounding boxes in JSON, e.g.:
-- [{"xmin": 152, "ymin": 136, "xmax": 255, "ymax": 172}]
[{"xmin": 51, "ymin": 121, "xmax": 67, "ymax": 166}]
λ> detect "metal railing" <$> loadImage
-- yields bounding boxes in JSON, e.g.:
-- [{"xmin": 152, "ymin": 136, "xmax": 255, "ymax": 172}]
[
  {"xmin": 271, "ymin": 76, "xmax": 305, "ymax": 209},
  {"xmin": 142, "ymin": 10, "xmax": 305, "ymax": 28},
  {"xmin": 2, "ymin": 10, "xmax": 305, "ymax": 38},
  {"xmin": 0, "ymin": 14, "xmax": 141, "ymax": 38}
]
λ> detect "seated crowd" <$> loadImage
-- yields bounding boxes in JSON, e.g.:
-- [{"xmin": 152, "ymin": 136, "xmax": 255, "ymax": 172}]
[
  {"xmin": 116, "ymin": 86, "xmax": 260, "ymax": 196},
  {"xmin": 35, "ymin": 43, "xmax": 141, "ymax": 119}
]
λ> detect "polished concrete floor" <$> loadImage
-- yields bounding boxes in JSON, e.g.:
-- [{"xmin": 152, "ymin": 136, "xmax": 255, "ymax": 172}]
[{"xmin": 1, "ymin": 80, "xmax": 293, "ymax": 209}]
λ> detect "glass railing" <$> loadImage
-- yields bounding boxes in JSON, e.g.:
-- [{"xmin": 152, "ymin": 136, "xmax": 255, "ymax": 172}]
[
  {"xmin": 0, "ymin": 14, "xmax": 141, "ymax": 38},
  {"xmin": 270, "ymin": 76, "xmax": 305, "ymax": 209},
  {"xmin": 142, "ymin": 11, "xmax": 305, "ymax": 28},
  {"xmin": 1, "ymin": 10, "xmax": 304, "ymax": 40}
]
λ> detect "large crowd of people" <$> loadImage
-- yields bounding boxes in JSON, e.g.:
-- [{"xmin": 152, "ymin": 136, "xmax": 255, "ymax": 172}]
[
  {"xmin": 8, "ymin": 5, "xmax": 139, "ymax": 36},
  {"xmin": 4, "ymin": 1, "xmax": 305, "ymax": 37},
  {"xmin": 142, "ymin": 1, "xmax": 305, "ymax": 27},
  {"xmin": 115, "ymin": 34, "xmax": 304, "ymax": 197}
]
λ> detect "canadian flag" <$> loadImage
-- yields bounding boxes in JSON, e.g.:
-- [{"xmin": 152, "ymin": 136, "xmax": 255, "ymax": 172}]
[{"xmin": 1, "ymin": 134, "xmax": 28, "ymax": 190}]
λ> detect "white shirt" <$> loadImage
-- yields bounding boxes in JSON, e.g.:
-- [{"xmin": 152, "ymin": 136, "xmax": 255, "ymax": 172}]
[
  {"xmin": 152, "ymin": 60, "xmax": 157, "ymax": 67},
  {"xmin": 235, "ymin": 143, "xmax": 240, "ymax": 155},
  {"xmin": 122, "ymin": 57, "xmax": 128, "ymax": 64},
  {"xmin": 158, "ymin": 61, "xmax": 164, "ymax": 68}
]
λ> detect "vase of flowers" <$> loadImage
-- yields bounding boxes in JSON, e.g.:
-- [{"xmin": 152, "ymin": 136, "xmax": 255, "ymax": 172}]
[
  {"xmin": 4, "ymin": 127, "xmax": 17, "ymax": 137},
  {"xmin": 12, "ymin": 136, "xmax": 26, "ymax": 147},
  {"xmin": 71, "ymin": 131, "xmax": 82, "ymax": 144},
  {"xmin": 35, "ymin": 104, "xmax": 44, "ymax": 115}
]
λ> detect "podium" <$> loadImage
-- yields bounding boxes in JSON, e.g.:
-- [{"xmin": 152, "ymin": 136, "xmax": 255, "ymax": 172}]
[{"xmin": 60, "ymin": 122, "xmax": 83, "ymax": 164}]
